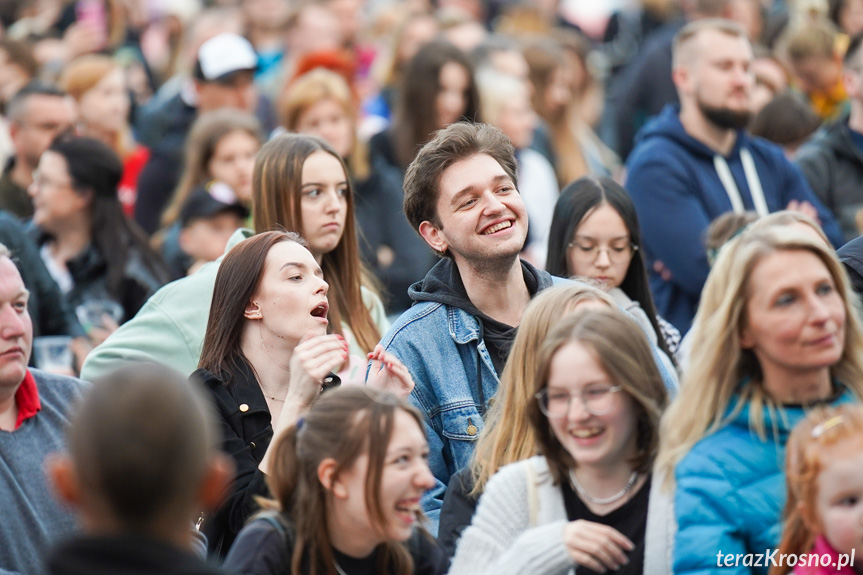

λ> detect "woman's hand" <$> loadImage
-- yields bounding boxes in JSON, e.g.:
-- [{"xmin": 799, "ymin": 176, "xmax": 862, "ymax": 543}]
[
  {"xmin": 285, "ymin": 331, "xmax": 347, "ymax": 407},
  {"xmin": 366, "ymin": 344, "xmax": 415, "ymax": 399},
  {"xmin": 562, "ymin": 520, "xmax": 634, "ymax": 573}
]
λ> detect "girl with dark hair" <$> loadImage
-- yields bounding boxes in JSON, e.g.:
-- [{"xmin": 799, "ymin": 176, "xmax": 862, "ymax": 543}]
[
  {"xmin": 449, "ymin": 309, "xmax": 669, "ymax": 574},
  {"xmin": 546, "ymin": 176, "xmax": 679, "ymax": 362},
  {"xmin": 224, "ymin": 386, "xmax": 449, "ymax": 575},
  {"xmin": 369, "ymin": 40, "xmax": 482, "ymax": 174},
  {"xmin": 27, "ymin": 135, "xmax": 168, "ymax": 330},
  {"xmin": 193, "ymin": 231, "xmax": 414, "ymax": 557}
]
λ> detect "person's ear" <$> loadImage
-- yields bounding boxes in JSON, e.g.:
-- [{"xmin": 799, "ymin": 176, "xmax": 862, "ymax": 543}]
[
  {"xmin": 418, "ymin": 221, "xmax": 447, "ymax": 255},
  {"xmin": 198, "ymin": 453, "xmax": 235, "ymax": 511},
  {"xmin": 244, "ymin": 300, "xmax": 263, "ymax": 320},
  {"xmin": 45, "ymin": 454, "xmax": 82, "ymax": 508},
  {"xmin": 317, "ymin": 458, "xmax": 347, "ymax": 498},
  {"xmin": 739, "ymin": 323, "xmax": 754, "ymax": 349}
]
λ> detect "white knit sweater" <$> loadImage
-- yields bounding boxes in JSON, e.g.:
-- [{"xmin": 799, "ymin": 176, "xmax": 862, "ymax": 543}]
[{"xmin": 448, "ymin": 456, "xmax": 675, "ymax": 575}]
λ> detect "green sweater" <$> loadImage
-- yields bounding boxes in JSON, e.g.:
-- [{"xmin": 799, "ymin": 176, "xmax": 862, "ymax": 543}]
[{"xmin": 81, "ymin": 230, "xmax": 389, "ymax": 382}]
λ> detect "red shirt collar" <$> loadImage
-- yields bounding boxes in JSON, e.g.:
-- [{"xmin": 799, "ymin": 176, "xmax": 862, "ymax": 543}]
[{"xmin": 14, "ymin": 370, "xmax": 41, "ymax": 430}]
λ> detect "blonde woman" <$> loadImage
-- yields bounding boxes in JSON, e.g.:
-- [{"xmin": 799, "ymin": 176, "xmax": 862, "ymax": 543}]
[
  {"xmin": 449, "ymin": 309, "xmax": 670, "ymax": 574},
  {"xmin": 437, "ymin": 283, "xmax": 617, "ymax": 556},
  {"xmin": 657, "ymin": 226, "xmax": 863, "ymax": 574}
]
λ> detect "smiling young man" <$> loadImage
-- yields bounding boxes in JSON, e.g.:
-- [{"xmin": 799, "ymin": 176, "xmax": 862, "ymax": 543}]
[
  {"xmin": 624, "ymin": 18, "xmax": 843, "ymax": 335},
  {"xmin": 377, "ymin": 122, "xmax": 565, "ymax": 530},
  {"xmin": 0, "ymin": 243, "xmax": 87, "ymax": 574}
]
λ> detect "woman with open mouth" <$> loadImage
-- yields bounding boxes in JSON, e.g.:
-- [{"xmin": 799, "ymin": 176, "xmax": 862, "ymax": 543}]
[
  {"xmin": 449, "ymin": 308, "xmax": 670, "ymax": 574},
  {"xmin": 192, "ymin": 230, "xmax": 413, "ymax": 558},
  {"xmin": 224, "ymin": 386, "xmax": 449, "ymax": 575}
]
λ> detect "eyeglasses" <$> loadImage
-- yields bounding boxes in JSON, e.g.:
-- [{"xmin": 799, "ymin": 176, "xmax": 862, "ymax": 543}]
[
  {"xmin": 31, "ymin": 170, "xmax": 73, "ymax": 192},
  {"xmin": 567, "ymin": 242, "xmax": 637, "ymax": 263},
  {"xmin": 534, "ymin": 385, "xmax": 624, "ymax": 418}
]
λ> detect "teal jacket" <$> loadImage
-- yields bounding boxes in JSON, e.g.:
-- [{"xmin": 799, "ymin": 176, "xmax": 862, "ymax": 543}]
[
  {"xmin": 81, "ymin": 229, "xmax": 389, "ymax": 381},
  {"xmin": 673, "ymin": 385, "xmax": 858, "ymax": 575}
]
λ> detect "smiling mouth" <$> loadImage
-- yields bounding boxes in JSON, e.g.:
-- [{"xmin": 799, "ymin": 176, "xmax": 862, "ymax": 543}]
[
  {"xmin": 570, "ymin": 427, "xmax": 603, "ymax": 439},
  {"xmin": 481, "ymin": 220, "xmax": 513, "ymax": 235}
]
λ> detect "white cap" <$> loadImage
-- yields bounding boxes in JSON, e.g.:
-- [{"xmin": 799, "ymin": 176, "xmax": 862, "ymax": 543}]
[{"xmin": 196, "ymin": 33, "xmax": 258, "ymax": 82}]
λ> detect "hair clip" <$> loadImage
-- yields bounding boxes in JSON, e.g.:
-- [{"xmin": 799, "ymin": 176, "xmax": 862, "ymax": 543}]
[{"xmin": 811, "ymin": 415, "xmax": 844, "ymax": 438}]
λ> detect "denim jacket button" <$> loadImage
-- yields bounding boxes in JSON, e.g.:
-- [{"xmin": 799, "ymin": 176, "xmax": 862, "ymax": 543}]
[
  {"xmin": 466, "ymin": 418, "xmax": 478, "ymax": 436},
  {"xmin": 488, "ymin": 397, "xmax": 496, "ymax": 408}
]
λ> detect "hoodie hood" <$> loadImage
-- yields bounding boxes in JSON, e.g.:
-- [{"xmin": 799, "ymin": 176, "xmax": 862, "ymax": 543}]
[
  {"xmin": 634, "ymin": 104, "xmax": 750, "ymax": 160},
  {"xmin": 407, "ymin": 258, "xmax": 555, "ymax": 312}
]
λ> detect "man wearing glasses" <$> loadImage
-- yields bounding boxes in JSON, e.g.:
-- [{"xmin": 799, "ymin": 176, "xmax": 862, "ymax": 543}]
[{"xmin": 0, "ymin": 83, "xmax": 76, "ymax": 220}]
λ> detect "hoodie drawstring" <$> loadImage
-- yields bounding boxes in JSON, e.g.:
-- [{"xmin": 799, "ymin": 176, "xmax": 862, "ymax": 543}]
[
  {"xmin": 476, "ymin": 321, "xmax": 486, "ymax": 416},
  {"xmin": 713, "ymin": 148, "xmax": 768, "ymax": 217}
]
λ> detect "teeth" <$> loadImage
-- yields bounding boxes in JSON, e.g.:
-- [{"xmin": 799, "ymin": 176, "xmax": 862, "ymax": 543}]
[
  {"xmin": 571, "ymin": 428, "xmax": 602, "ymax": 438},
  {"xmin": 482, "ymin": 221, "xmax": 512, "ymax": 235}
]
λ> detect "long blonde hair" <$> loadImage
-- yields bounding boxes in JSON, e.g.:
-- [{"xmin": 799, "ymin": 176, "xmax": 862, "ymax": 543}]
[
  {"xmin": 656, "ymin": 227, "xmax": 863, "ymax": 486},
  {"xmin": 469, "ymin": 283, "xmax": 616, "ymax": 496}
]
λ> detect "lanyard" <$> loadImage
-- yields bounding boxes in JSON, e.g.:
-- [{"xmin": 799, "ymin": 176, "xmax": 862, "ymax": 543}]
[{"xmin": 712, "ymin": 148, "xmax": 769, "ymax": 216}]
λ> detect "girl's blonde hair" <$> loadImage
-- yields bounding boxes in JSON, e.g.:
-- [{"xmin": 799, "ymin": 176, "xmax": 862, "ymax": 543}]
[
  {"xmin": 469, "ymin": 283, "xmax": 617, "ymax": 496},
  {"xmin": 280, "ymin": 68, "xmax": 369, "ymax": 180},
  {"xmin": 771, "ymin": 404, "xmax": 863, "ymax": 574},
  {"xmin": 58, "ymin": 54, "xmax": 134, "ymax": 159},
  {"xmin": 656, "ymin": 227, "xmax": 863, "ymax": 486}
]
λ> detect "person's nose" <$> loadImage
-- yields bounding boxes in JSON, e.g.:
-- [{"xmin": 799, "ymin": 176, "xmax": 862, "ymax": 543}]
[
  {"xmin": 324, "ymin": 189, "xmax": 342, "ymax": 214},
  {"xmin": 566, "ymin": 392, "xmax": 592, "ymax": 423},
  {"xmin": 481, "ymin": 190, "xmax": 505, "ymax": 215},
  {"xmin": 595, "ymin": 247, "xmax": 611, "ymax": 268},
  {"xmin": 414, "ymin": 460, "xmax": 436, "ymax": 490},
  {"xmin": 807, "ymin": 292, "xmax": 831, "ymax": 324},
  {"xmin": 0, "ymin": 305, "xmax": 26, "ymax": 340},
  {"xmin": 315, "ymin": 276, "xmax": 329, "ymax": 296}
]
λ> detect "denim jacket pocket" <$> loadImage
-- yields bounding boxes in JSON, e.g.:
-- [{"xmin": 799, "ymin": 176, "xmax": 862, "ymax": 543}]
[{"xmin": 441, "ymin": 405, "xmax": 484, "ymax": 471}]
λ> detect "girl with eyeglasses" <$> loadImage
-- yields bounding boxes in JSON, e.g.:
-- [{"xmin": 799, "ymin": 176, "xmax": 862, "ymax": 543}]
[
  {"xmin": 546, "ymin": 176, "xmax": 679, "ymax": 366},
  {"xmin": 449, "ymin": 308, "xmax": 670, "ymax": 575}
]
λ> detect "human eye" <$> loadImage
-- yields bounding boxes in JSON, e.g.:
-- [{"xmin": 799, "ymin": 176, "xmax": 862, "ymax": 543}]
[
  {"xmin": 12, "ymin": 300, "xmax": 28, "ymax": 312},
  {"xmin": 460, "ymin": 198, "xmax": 477, "ymax": 209},
  {"xmin": 838, "ymin": 495, "xmax": 859, "ymax": 507},
  {"xmin": 547, "ymin": 389, "xmax": 570, "ymax": 402},
  {"xmin": 584, "ymin": 386, "xmax": 610, "ymax": 398},
  {"xmin": 775, "ymin": 292, "xmax": 795, "ymax": 307},
  {"xmin": 816, "ymin": 282, "xmax": 835, "ymax": 296},
  {"xmin": 304, "ymin": 188, "xmax": 321, "ymax": 198},
  {"xmin": 337, "ymin": 186, "xmax": 348, "ymax": 197},
  {"xmin": 577, "ymin": 243, "xmax": 596, "ymax": 253}
]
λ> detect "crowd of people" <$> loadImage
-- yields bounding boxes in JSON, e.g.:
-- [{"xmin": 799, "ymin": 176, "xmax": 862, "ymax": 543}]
[{"xmin": 3, "ymin": 0, "xmax": 863, "ymax": 574}]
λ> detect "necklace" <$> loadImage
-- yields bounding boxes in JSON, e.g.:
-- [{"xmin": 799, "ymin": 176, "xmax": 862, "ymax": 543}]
[
  {"xmin": 334, "ymin": 561, "xmax": 348, "ymax": 575},
  {"xmin": 569, "ymin": 470, "xmax": 639, "ymax": 505}
]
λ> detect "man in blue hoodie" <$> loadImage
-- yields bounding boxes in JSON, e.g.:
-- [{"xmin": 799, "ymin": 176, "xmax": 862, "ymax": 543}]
[{"xmin": 625, "ymin": 18, "xmax": 843, "ymax": 334}]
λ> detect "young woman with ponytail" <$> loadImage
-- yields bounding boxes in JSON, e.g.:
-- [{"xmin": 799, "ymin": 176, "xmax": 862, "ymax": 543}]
[{"xmin": 223, "ymin": 386, "xmax": 449, "ymax": 575}]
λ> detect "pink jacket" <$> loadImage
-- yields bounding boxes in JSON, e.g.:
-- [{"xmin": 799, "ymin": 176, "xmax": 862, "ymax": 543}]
[{"xmin": 794, "ymin": 535, "xmax": 857, "ymax": 575}]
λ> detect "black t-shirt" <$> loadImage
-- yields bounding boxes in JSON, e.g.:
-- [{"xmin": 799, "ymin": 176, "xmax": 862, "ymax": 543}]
[
  {"xmin": 560, "ymin": 475, "xmax": 651, "ymax": 575},
  {"xmin": 223, "ymin": 514, "xmax": 449, "ymax": 575}
]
